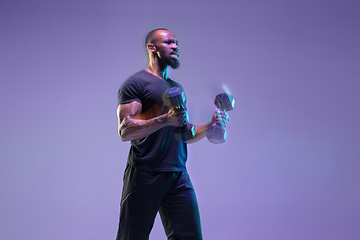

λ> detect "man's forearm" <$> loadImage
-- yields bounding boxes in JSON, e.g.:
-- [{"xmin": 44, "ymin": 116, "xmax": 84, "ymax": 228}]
[
  {"xmin": 119, "ymin": 114, "xmax": 168, "ymax": 142},
  {"xmin": 187, "ymin": 121, "xmax": 213, "ymax": 144}
]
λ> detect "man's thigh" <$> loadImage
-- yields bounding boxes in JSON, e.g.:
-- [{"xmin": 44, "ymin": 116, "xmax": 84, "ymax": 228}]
[
  {"xmin": 159, "ymin": 171, "xmax": 203, "ymax": 240},
  {"xmin": 117, "ymin": 165, "xmax": 168, "ymax": 240}
]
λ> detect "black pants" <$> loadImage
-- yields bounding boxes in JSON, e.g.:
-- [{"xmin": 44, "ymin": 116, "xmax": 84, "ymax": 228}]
[{"xmin": 116, "ymin": 164, "xmax": 202, "ymax": 240}]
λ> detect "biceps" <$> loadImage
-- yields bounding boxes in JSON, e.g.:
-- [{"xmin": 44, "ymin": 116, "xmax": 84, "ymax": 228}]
[{"xmin": 117, "ymin": 101, "xmax": 142, "ymax": 122}]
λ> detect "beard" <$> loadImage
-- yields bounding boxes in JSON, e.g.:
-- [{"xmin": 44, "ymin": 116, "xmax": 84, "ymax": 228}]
[
  {"xmin": 158, "ymin": 53, "xmax": 180, "ymax": 69},
  {"xmin": 170, "ymin": 59, "xmax": 180, "ymax": 69}
]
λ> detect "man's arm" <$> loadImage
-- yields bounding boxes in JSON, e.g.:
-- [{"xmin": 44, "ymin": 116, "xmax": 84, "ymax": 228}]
[
  {"xmin": 187, "ymin": 110, "xmax": 229, "ymax": 144},
  {"xmin": 117, "ymin": 101, "xmax": 188, "ymax": 142}
]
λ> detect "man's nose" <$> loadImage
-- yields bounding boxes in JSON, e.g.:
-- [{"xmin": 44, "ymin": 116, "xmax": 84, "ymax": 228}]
[{"xmin": 172, "ymin": 43, "xmax": 179, "ymax": 51}]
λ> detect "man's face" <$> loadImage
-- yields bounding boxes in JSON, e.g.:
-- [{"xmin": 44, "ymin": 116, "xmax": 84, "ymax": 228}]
[{"xmin": 152, "ymin": 30, "xmax": 180, "ymax": 69}]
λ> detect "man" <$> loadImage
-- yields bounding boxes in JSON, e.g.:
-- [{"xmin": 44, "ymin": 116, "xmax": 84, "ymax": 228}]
[{"xmin": 116, "ymin": 28, "xmax": 229, "ymax": 240}]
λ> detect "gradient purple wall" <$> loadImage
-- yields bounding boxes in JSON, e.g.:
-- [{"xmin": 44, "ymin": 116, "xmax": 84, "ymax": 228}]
[{"xmin": 1, "ymin": 0, "xmax": 359, "ymax": 239}]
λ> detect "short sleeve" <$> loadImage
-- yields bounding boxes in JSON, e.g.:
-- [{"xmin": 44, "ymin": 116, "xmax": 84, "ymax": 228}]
[{"xmin": 118, "ymin": 77, "xmax": 143, "ymax": 105}]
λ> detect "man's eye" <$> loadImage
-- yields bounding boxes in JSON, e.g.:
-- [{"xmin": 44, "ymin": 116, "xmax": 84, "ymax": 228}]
[{"xmin": 165, "ymin": 40, "xmax": 178, "ymax": 45}]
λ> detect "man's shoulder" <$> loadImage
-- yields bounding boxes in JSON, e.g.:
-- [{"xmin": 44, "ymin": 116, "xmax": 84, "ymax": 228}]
[
  {"xmin": 130, "ymin": 69, "xmax": 147, "ymax": 78},
  {"xmin": 124, "ymin": 69, "xmax": 155, "ymax": 85},
  {"xmin": 120, "ymin": 70, "xmax": 145, "ymax": 87}
]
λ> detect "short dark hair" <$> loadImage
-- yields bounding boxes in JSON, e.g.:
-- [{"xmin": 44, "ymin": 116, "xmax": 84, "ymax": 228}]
[{"xmin": 145, "ymin": 28, "xmax": 169, "ymax": 48}]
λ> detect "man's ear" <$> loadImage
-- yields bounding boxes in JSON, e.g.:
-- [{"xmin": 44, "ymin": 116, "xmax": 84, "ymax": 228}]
[{"xmin": 147, "ymin": 43, "xmax": 156, "ymax": 52}]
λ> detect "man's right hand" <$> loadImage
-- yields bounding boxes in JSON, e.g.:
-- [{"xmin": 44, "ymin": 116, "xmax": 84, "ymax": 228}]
[{"xmin": 166, "ymin": 107, "xmax": 189, "ymax": 127}]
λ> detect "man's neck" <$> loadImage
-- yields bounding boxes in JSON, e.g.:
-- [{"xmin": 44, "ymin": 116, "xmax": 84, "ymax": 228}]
[{"xmin": 146, "ymin": 61, "xmax": 169, "ymax": 80}]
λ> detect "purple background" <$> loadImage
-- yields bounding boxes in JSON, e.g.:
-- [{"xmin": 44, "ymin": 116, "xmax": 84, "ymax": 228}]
[{"xmin": 1, "ymin": 0, "xmax": 360, "ymax": 239}]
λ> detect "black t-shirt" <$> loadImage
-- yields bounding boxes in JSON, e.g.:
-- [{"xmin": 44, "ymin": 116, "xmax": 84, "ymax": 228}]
[{"xmin": 118, "ymin": 70, "xmax": 188, "ymax": 172}]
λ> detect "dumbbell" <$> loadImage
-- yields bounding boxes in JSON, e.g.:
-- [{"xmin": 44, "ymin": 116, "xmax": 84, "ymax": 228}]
[
  {"xmin": 206, "ymin": 93, "xmax": 235, "ymax": 144},
  {"xmin": 163, "ymin": 87, "xmax": 196, "ymax": 142}
]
